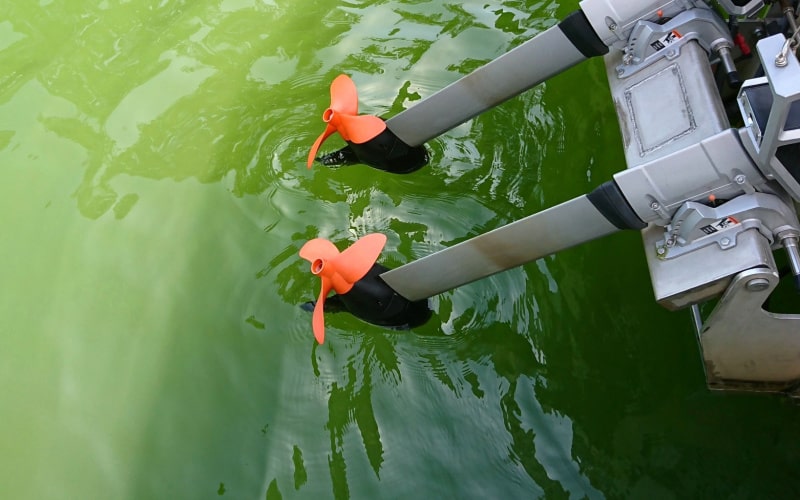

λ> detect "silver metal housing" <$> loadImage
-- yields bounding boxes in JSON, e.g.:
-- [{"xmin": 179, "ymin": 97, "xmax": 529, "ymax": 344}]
[{"xmin": 605, "ymin": 29, "xmax": 800, "ymax": 396}]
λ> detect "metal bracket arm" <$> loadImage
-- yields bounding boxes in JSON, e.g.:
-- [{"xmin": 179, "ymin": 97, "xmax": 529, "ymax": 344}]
[{"xmin": 698, "ymin": 267, "xmax": 800, "ymax": 396}]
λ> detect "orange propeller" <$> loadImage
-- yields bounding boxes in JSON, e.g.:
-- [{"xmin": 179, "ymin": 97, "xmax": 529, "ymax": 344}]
[
  {"xmin": 299, "ymin": 233, "xmax": 387, "ymax": 343},
  {"xmin": 307, "ymin": 74, "xmax": 387, "ymax": 167}
]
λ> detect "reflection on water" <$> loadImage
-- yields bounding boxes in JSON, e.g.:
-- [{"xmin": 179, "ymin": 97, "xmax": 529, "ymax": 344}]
[
  {"xmin": 322, "ymin": 335, "xmax": 396, "ymax": 497},
  {"xmin": 1, "ymin": 0, "xmax": 345, "ymax": 220},
  {"xmin": 3, "ymin": 0, "xmax": 800, "ymax": 499}
]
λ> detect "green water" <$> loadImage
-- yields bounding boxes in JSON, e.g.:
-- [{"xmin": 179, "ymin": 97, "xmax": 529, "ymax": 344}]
[{"xmin": 1, "ymin": 0, "xmax": 798, "ymax": 498}]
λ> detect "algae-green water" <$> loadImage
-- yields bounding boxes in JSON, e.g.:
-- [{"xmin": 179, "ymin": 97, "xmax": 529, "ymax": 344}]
[{"xmin": 1, "ymin": 1, "xmax": 799, "ymax": 498}]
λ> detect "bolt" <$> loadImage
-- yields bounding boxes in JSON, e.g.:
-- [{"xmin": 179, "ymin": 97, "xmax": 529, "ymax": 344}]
[
  {"xmin": 650, "ymin": 201, "xmax": 660, "ymax": 210},
  {"xmin": 721, "ymin": 237, "xmax": 731, "ymax": 246},
  {"xmin": 734, "ymin": 174, "xmax": 746, "ymax": 185},
  {"xmin": 657, "ymin": 246, "xmax": 666, "ymax": 255},
  {"xmin": 745, "ymin": 278, "xmax": 770, "ymax": 292},
  {"xmin": 622, "ymin": 53, "xmax": 633, "ymax": 66},
  {"xmin": 609, "ymin": 22, "xmax": 618, "ymax": 31}
]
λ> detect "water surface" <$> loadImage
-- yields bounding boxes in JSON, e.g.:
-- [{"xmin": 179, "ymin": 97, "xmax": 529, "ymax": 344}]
[{"xmin": 1, "ymin": 0, "xmax": 799, "ymax": 498}]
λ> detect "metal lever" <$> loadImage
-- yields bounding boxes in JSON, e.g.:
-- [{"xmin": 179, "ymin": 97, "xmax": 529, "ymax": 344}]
[
  {"xmin": 782, "ymin": 234, "xmax": 800, "ymax": 292},
  {"xmin": 715, "ymin": 42, "xmax": 741, "ymax": 88}
]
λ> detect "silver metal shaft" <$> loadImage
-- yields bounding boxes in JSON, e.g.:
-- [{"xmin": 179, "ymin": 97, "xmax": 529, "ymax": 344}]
[
  {"xmin": 379, "ymin": 195, "xmax": 620, "ymax": 301},
  {"xmin": 782, "ymin": 234, "xmax": 800, "ymax": 280},
  {"xmin": 384, "ymin": 25, "xmax": 589, "ymax": 146}
]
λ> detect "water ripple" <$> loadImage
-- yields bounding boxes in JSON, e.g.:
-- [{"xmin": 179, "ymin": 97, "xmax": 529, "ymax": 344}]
[{"xmin": 6, "ymin": 1, "xmax": 793, "ymax": 500}]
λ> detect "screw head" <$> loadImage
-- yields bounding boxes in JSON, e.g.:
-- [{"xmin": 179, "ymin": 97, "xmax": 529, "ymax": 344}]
[{"xmin": 745, "ymin": 278, "xmax": 770, "ymax": 292}]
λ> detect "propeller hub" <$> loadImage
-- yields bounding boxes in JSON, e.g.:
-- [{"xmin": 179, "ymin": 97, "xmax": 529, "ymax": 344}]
[{"xmin": 310, "ymin": 259, "xmax": 325, "ymax": 275}]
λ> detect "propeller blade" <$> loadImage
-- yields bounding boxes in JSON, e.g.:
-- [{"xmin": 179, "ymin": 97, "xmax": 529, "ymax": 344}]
[
  {"xmin": 307, "ymin": 124, "xmax": 337, "ymax": 168},
  {"xmin": 299, "ymin": 238, "xmax": 340, "ymax": 263},
  {"xmin": 329, "ymin": 74, "xmax": 358, "ymax": 116},
  {"xmin": 312, "ymin": 280, "xmax": 332, "ymax": 344},
  {"xmin": 336, "ymin": 114, "xmax": 387, "ymax": 144},
  {"xmin": 299, "ymin": 233, "xmax": 388, "ymax": 343},
  {"xmin": 335, "ymin": 233, "xmax": 387, "ymax": 283},
  {"xmin": 307, "ymin": 75, "xmax": 387, "ymax": 168}
]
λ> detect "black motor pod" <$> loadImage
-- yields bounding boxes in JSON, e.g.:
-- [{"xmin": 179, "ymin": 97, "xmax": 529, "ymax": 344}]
[
  {"xmin": 317, "ymin": 127, "xmax": 428, "ymax": 174},
  {"xmin": 338, "ymin": 263, "xmax": 432, "ymax": 329}
]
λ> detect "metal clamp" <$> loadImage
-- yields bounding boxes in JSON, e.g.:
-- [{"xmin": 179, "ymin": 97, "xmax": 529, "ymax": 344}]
[
  {"xmin": 616, "ymin": 8, "xmax": 733, "ymax": 79},
  {"xmin": 656, "ymin": 192, "xmax": 800, "ymax": 260}
]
